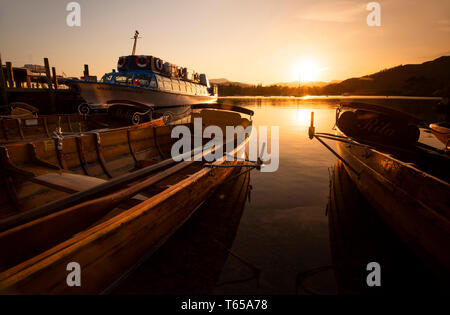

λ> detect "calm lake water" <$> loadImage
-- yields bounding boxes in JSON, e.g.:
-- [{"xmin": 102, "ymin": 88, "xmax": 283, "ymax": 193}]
[{"xmin": 112, "ymin": 97, "xmax": 446, "ymax": 295}]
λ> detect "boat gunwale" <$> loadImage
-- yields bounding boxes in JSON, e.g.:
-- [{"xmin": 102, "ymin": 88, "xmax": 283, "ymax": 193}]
[{"xmin": 336, "ymin": 140, "xmax": 450, "ymax": 274}]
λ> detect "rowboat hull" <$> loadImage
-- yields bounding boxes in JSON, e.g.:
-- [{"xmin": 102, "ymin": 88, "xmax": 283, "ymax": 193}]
[
  {"xmin": 74, "ymin": 81, "xmax": 216, "ymax": 107},
  {"xmin": 336, "ymin": 141, "xmax": 450, "ymax": 276},
  {"xmin": 327, "ymin": 161, "xmax": 448, "ymax": 294},
  {"xmin": 0, "ymin": 157, "xmax": 241, "ymax": 294},
  {"xmin": 0, "ymin": 108, "xmax": 252, "ymax": 294}
]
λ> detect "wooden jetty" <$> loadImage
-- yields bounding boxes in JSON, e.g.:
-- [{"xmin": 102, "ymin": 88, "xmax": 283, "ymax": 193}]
[{"xmin": 0, "ymin": 56, "xmax": 85, "ymax": 114}]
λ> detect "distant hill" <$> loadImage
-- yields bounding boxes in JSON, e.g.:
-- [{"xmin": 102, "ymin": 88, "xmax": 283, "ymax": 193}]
[
  {"xmin": 209, "ymin": 78, "xmax": 339, "ymax": 88},
  {"xmin": 321, "ymin": 56, "xmax": 450, "ymax": 96},
  {"xmin": 214, "ymin": 56, "xmax": 450, "ymax": 97},
  {"xmin": 209, "ymin": 78, "xmax": 251, "ymax": 87},
  {"xmin": 273, "ymin": 80, "xmax": 341, "ymax": 87}
]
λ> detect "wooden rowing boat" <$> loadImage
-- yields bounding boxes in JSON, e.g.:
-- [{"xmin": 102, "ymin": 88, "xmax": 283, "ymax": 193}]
[
  {"xmin": 308, "ymin": 106, "xmax": 450, "ymax": 287},
  {"xmin": 336, "ymin": 102, "xmax": 421, "ymax": 147},
  {"xmin": 335, "ymin": 137, "xmax": 450, "ymax": 277},
  {"xmin": 0, "ymin": 107, "xmax": 253, "ymax": 294},
  {"xmin": 327, "ymin": 161, "xmax": 448, "ymax": 294},
  {"xmin": 0, "ymin": 103, "xmax": 167, "ymax": 144},
  {"xmin": 429, "ymin": 122, "xmax": 450, "ymax": 149}
]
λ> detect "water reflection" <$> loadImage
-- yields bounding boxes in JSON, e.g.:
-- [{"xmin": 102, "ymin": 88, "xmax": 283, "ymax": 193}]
[
  {"xmin": 113, "ymin": 97, "xmax": 446, "ymax": 295},
  {"xmin": 112, "ymin": 171, "xmax": 251, "ymax": 294},
  {"xmin": 328, "ymin": 161, "xmax": 447, "ymax": 294}
]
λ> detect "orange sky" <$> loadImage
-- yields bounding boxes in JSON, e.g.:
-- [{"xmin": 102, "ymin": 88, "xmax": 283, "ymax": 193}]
[{"xmin": 0, "ymin": 0, "xmax": 449, "ymax": 84}]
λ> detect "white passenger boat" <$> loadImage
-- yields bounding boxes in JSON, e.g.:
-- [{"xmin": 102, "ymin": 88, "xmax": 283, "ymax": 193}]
[{"xmin": 68, "ymin": 32, "xmax": 217, "ymax": 117}]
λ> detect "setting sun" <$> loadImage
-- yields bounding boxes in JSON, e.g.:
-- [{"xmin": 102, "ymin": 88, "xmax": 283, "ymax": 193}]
[{"xmin": 292, "ymin": 59, "xmax": 322, "ymax": 82}]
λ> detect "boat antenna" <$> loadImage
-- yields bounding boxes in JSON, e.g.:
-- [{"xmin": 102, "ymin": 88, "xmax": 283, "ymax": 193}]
[{"xmin": 131, "ymin": 30, "xmax": 141, "ymax": 56}]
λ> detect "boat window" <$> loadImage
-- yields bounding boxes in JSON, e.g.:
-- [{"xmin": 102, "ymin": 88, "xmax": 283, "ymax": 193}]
[
  {"xmin": 163, "ymin": 78, "xmax": 172, "ymax": 90},
  {"xmin": 173, "ymin": 80, "xmax": 181, "ymax": 91},
  {"xmin": 180, "ymin": 81, "xmax": 187, "ymax": 92},
  {"xmin": 155, "ymin": 75, "xmax": 164, "ymax": 89},
  {"xmin": 131, "ymin": 75, "xmax": 150, "ymax": 87},
  {"xmin": 101, "ymin": 74, "xmax": 113, "ymax": 83},
  {"xmin": 149, "ymin": 76, "xmax": 157, "ymax": 88},
  {"xmin": 114, "ymin": 74, "xmax": 132, "ymax": 84}
]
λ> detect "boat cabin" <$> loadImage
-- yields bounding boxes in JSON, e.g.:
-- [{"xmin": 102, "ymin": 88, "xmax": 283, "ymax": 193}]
[{"xmin": 100, "ymin": 71, "xmax": 210, "ymax": 96}]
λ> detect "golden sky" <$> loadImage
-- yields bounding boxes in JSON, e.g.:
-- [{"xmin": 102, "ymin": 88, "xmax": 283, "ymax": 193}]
[{"xmin": 0, "ymin": 0, "xmax": 449, "ymax": 84}]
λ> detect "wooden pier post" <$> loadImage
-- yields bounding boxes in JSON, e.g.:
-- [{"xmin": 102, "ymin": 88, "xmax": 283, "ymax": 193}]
[
  {"xmin": 52, "ymin": 67, "xmax": 58, "ymax": 89},
  {"xmin": 0, "ymin": 55, "xmax": 8, "ymax": 107},
  {"xmin": 84, "ymin": 64, "xmax": 89, "ymax": 81},
  {"xmin": 5, "ymin": 62, "xmax": 14, "ymax": 88},
  {"xmin": 44, "ymin": 58, "xmax": 56, "ymax": 113},
  {"xmin": 44, "ymin": 58, "xmax": 53, "ymax": 90},
  {"xmin": 26, "ymin": 74, "xmax": 32, "ymax": 88}
]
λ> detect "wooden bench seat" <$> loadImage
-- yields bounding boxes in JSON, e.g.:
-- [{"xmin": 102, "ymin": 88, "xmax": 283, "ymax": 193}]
[{"xmin": 30, "ymin": 172, "xmax": 148, "ymax": 201}]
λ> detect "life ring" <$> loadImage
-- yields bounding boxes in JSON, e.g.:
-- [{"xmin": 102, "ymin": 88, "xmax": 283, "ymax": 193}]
[
  {"xmin": 136, "ymin": 56, "xmax": 150, "ymax": 68},
  {"xmin": 117, "ymin": 57, "xmax": 126, "ymax": 68},
  {"xmin": 154, "ymin": 58, "xmax": 163, "ymax": 71}
]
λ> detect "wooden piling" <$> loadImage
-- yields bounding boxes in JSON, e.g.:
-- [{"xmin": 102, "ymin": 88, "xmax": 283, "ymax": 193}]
[
  {"xmin": 52, "ymin": 67, "xmax": 58, "ymax": 89},
  {"xmin": 26, "ymin": 74, "xmax": 32, "ymax": 88},
  {"xmin": 43, "ymin": 58, "xmax": 53, "ymax": 90},
  {"xmin": 5, "ymin": 62, "xmax": 14, "ymax": 88},
  {"xmin": 0, "ymin": 55, "xmax": 8, "ymax": 106},
  {"xmin": 84, "ymin": 64, "xmax": 89, "ymax": 81},
  {"xmin": 44, "ymin": 58, "xmax": 56, "ymax": 112}
]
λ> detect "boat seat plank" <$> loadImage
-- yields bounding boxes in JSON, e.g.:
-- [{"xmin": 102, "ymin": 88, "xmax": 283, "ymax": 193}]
[
  {"xmin": 30, "ymin": 173, "xmax": 107, "ymax": 194},
  {"xmin": 30, "ymin": 173, "xmax": 149, "ymax": 201}
]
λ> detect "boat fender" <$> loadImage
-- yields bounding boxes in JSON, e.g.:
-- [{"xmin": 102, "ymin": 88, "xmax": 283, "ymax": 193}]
[
  {"xmin": 136, "ymin": 56, "xmax": 150, "ymax": 68},
  {"xmin": 117, "ymin": 57, "xmax": 126, "ymax": 68}
]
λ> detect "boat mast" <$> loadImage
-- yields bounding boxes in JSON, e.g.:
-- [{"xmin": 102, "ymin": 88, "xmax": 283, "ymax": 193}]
[{"xmin": 131, "ymin": 30, "xmax": 141, "ymax": 56}]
